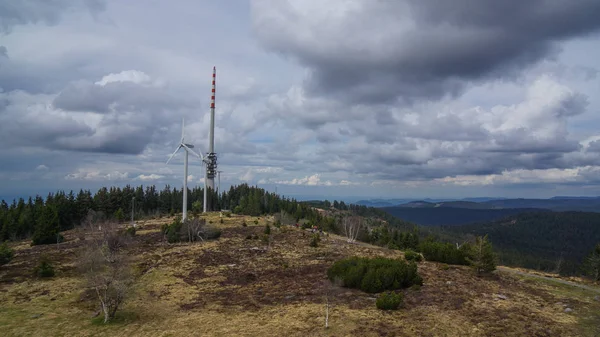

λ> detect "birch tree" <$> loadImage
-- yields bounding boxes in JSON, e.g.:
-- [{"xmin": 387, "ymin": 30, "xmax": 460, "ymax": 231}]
[
  {"xmin": 78, "ymin": 222, "xmax": 133, "ymax": 323},
  {"xmin": 342, "ymin": 215, "xmax": 361, "ymax": 243}
]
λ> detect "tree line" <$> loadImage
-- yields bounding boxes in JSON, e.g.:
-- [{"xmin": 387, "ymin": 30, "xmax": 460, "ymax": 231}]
[{"xmin": 0, "ymin": 183, "xmax": 321, "ymax": 244}]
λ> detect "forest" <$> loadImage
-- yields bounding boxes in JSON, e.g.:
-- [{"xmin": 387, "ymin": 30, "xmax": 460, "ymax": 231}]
[{"xmin": 430, "ymin": 211, "xmax": 600, "ymax": 275}]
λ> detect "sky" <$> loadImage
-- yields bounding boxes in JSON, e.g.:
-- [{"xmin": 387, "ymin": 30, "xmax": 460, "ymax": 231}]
[{"xmin": 1, "ymin": 0, "xmax": 600, "ymax": 201}]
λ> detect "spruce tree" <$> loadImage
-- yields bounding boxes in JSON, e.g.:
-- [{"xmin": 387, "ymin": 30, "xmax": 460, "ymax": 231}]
[
  {"xmin": 466, "ymin": 235, "xmax": 497, "ymax": 275},
  {"xmin": 32, "ymin": 204, "xmax": 62, "ymax": 246},
  {"xmin": 583, "ymin": 243, "xmax": 600, "ymax": 281}
]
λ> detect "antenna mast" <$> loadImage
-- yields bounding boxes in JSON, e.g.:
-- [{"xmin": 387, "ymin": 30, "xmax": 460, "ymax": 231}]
[{"xmin": 204, "ymin": 66, "xmax": 218, "ymax": 212}]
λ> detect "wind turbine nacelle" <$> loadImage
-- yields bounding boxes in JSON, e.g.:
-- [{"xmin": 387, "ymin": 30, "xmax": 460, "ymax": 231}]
[{"xmin": 184, "ymin": 143, "xmax": 195, "ymax": 148}]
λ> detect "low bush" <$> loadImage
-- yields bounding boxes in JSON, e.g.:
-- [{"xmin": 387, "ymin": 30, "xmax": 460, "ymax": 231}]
[
  {"xmin": 254, "ymin": 220, "xmax": 259, "ymax": 225},
  {"xmin": 404, "ymin": 249, "xmax": 422, "ymax": 262},
  {"xmin": 419, "ymin": 240, "xmax": 470, "ymax": 265},
  {"xmin": 125, "ymin": 226, "xmax": 136, "ymax": 237},
  {"xmin": 264, "ymin": 224, "xmax": 271, "ymax": 235},
  {"xmin": 0, "ymin": 242, "xmax": 14, "ymax": 266},
  {"xmin": 327, "ymin": 256, "xmax": 422, "ymax": 293},
  {"xmin": 242, "ymin": 221, "xmax": 247, "ymax": 227},
  {"xmin": 260, "ymin": 234, "xmax": 270, "ymax": 244},
  {"xmin": 34, "ymin": 255, "xmax": 55, "ymax": 278},
  {"xmin": 376, "ymin": 291, "xmax": 403, "ymax": 310},
  {"xmin": 274, "ymin": 219, "xmax": 282, "ymax": 228},
  {"xmin": 203, "ymin": 226, "xmax": 221, "ymax": 240},
  {"xmin": 309, "ymin": 233, "xmax": 320, "ymax": 247},
  {"xmin": 163, "ymin": 217, "xmax": 220, "ymax": 243},
  {"xmin": 31, "ymin": 232, "xmax": 64, "ymax": 246}
]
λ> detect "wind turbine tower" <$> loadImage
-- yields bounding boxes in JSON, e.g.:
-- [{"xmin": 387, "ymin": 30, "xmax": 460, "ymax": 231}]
[
  {"xmin": 167, "ymin": 119, "xmax": 206, "ymax": 221},
  {"xmin": 204, "ymin": 66, "xmax": 218, "ymax": 212}
]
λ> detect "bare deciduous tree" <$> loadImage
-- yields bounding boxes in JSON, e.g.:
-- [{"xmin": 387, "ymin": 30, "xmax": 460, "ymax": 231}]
[
  {"xmin": 184, "ymin": 217, "xmax": 206, "ymax": 243},
  {"xmin": 342, "ymin": 215, "xmax": 362, "ymax": 243},
  {"xmin": 78, "ymin": 221, "xmax": 133, "ymax": 323}
]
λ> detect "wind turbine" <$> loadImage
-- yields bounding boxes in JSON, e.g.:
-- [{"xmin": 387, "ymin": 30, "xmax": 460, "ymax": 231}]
[{"xmin": 166, "ymin": 119, "xmax": 208, "ymax": 221}]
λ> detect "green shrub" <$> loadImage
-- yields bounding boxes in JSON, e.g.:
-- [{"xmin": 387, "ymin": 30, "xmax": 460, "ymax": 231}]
[
  {"xmin": 34, "ymin": 256, "xmax": 55, "ymax": 278},
  {"xmin": 242, "ymin": 221, "xmax": 247, "ymax": 227},
  {"xmin": 404, "ymin": 250, "xmax": 422, "ymax": 262},
  {"xmin": 264, "ymin": 224, "xmax": 271, "ymax": 235},
  {"xmin": 376, "ymin": 291, "xmax": 403, "ymax": 310},
  {"xmin": 254, "ymin": 220, "xmax": 259, "ymax": 225},
  {"xmin": 125, "ymin": 226, "xmax": 136, "ymax": 237},
  {"xmin": 224, "ymin": 212, "xmax": 232, "ymax": 218},
  {"xmin": 419, "ymin": 240, "xmax": 469, "ymax": 265},
  {"xmin": 203, "ymin": 226, "xmax": 222, "ymax": 240},
  {"xmin": 260, "ymin": 234, "xmax": 270, "ymax": 244},
  {"xmin": 162, "ymin": 217, "xmax": 219, "ymax": 243},
  {"xmin": 327, "ymin": 257, "xmax": 422, "ymax": 293},
  {"xmin": 220, "ymin": 218, "xmax": 224, "ymax": 224},
  {"xmin": 309, "ymin": 233, "xmax": 320, "ymax": 247},
  {"xmin": 0, "ymin": 242, "xmax": 14, "ymax": 266},
  {"xmin": 31, "ymin": 232, "xmax": 64, "ymax": 246},
  {"xmin": 274, "ymin": 219, "xmax": 282, "ymax": 228},
  {"xmin": 163, "ymin": 217, "xmax": 183, "ymax": 243}
]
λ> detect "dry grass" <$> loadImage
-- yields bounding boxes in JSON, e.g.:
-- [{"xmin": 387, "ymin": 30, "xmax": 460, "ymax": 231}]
[{"xmin": 1, "ymin": 213, "xmax": 599, "ymax": 336}]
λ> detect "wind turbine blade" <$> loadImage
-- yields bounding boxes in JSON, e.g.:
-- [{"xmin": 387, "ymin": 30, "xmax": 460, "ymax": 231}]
[
  {"xmin": 181, "ymin": 118, "xmax": 185, "ymax": 143},
  {"xmin": 182, "ymin": 144, "xmax": 203, "ymax": 160},
  {"xmin": 166, "ymin": 144, "xmax": 182, "ymax": 164}
]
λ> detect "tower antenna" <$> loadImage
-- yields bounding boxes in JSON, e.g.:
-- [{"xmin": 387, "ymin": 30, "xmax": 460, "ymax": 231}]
[{"xmin": 204, "ymin": 66, "xmax": 218, "ymax": 212}]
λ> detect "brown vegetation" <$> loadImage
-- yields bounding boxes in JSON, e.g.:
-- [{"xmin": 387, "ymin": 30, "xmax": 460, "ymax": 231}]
[{"xmin": 0, "ymin": 214, "xmax": 599, "ymax": 336}]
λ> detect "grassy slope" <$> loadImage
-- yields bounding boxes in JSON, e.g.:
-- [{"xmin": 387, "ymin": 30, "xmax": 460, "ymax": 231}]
[{"xmin": 0, "ymin": 214, "xmax": 599, "ymax": 336}]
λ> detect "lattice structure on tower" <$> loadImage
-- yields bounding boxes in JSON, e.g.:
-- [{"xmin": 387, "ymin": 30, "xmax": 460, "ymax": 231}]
[{"xmin": 206, "ymin": 152, "xmax": 217, "ymax": 180}]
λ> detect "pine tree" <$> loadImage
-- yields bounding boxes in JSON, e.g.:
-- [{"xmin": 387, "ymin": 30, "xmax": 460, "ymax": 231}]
[
  {"xmin": 466, "ymin": 235, "xmax": 497, "ymax": 275},
  {"xmin": 114, "ymin": 208, "xmax": 125, "ymax": 222},
  {"xmin": 32, "ymin": 203, "xmax": 63, "ymax": 245},
  {"xmin": 583, "ymin": 243, "xmax": 600, "ymax": 281}
]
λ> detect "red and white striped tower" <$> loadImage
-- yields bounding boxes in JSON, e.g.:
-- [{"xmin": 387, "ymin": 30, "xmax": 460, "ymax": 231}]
[
  {"xmin": 207, "ymin": 66, "xmax": 217, "ymax": 191},
  {"xmin": 209, "ymin": 66, "xmax": 216, "ymax": 153}
]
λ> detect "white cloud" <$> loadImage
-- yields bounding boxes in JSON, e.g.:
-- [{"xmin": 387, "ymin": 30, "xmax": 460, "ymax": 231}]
[
  {"xmin": 276, "ymin": 174, "xmax": 333, "ymax": 186},
  {"xmin": 95, "ymin": 70, "xmax": 161, "ymax": 87},
  {"xmin": 65, "ymin": 169, "xmax": 129, "ymax": 181},
  {"xmin": 137, "ymin": 174, "xmax": 164, "ymax": 181},
  {"xmin": 35, "ymin": 164, "xmax": 49, "ymax": 171}
]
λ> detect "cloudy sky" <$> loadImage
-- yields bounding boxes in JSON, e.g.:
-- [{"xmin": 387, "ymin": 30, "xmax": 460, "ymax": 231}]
[{"xmin": 1, "ymin": 0, "xmax": 600, "ymax": 201}]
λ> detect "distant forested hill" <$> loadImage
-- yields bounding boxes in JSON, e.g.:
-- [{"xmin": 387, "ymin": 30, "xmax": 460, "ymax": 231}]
[
  {"xmin": 482, "ymin": 198, "xmax": 600, "ymax": 212},
  {"xmin": 432, "ymin": 211, "xmax": 600, "ymax": 275},
  {"xmin": 381, "ymin": 206, "xmax": 547, "ymax": 226}
]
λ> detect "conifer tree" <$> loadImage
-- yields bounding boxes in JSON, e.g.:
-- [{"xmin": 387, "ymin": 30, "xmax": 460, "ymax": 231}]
[
  {"xmin": 466, "ymin": 235, "xmax": 497, "ymax": 275},
  {"xmin": 583, "ymin": 243, "xmax": 600, "ymax": 281}
]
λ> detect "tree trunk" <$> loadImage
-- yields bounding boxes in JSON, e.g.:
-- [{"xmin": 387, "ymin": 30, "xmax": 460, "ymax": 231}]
[{"xmin": 95, "ymin": 287, "xmax": 109, "ymax": 323}]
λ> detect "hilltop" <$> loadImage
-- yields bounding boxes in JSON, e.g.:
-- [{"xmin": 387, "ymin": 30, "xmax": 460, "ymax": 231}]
[{"xmin": 1, "ymin": 213, "xmax": 599, "ymax": 336}]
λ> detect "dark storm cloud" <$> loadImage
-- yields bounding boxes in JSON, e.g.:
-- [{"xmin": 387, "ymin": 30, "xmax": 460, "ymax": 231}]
[
  {"xmin": 0, "ymin": 0, "xmax": 106, "ymax": 33},
  {"xmin": 0, "ymin": 74, "xmax": 201, "ymax": 156},
  {"xmin": 588, "ymin": 140, "xmax": 600, "ymax": 153},
  {"xmin": 252, "ymin": 0, "xmax": 600, "ymax": 103}
]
